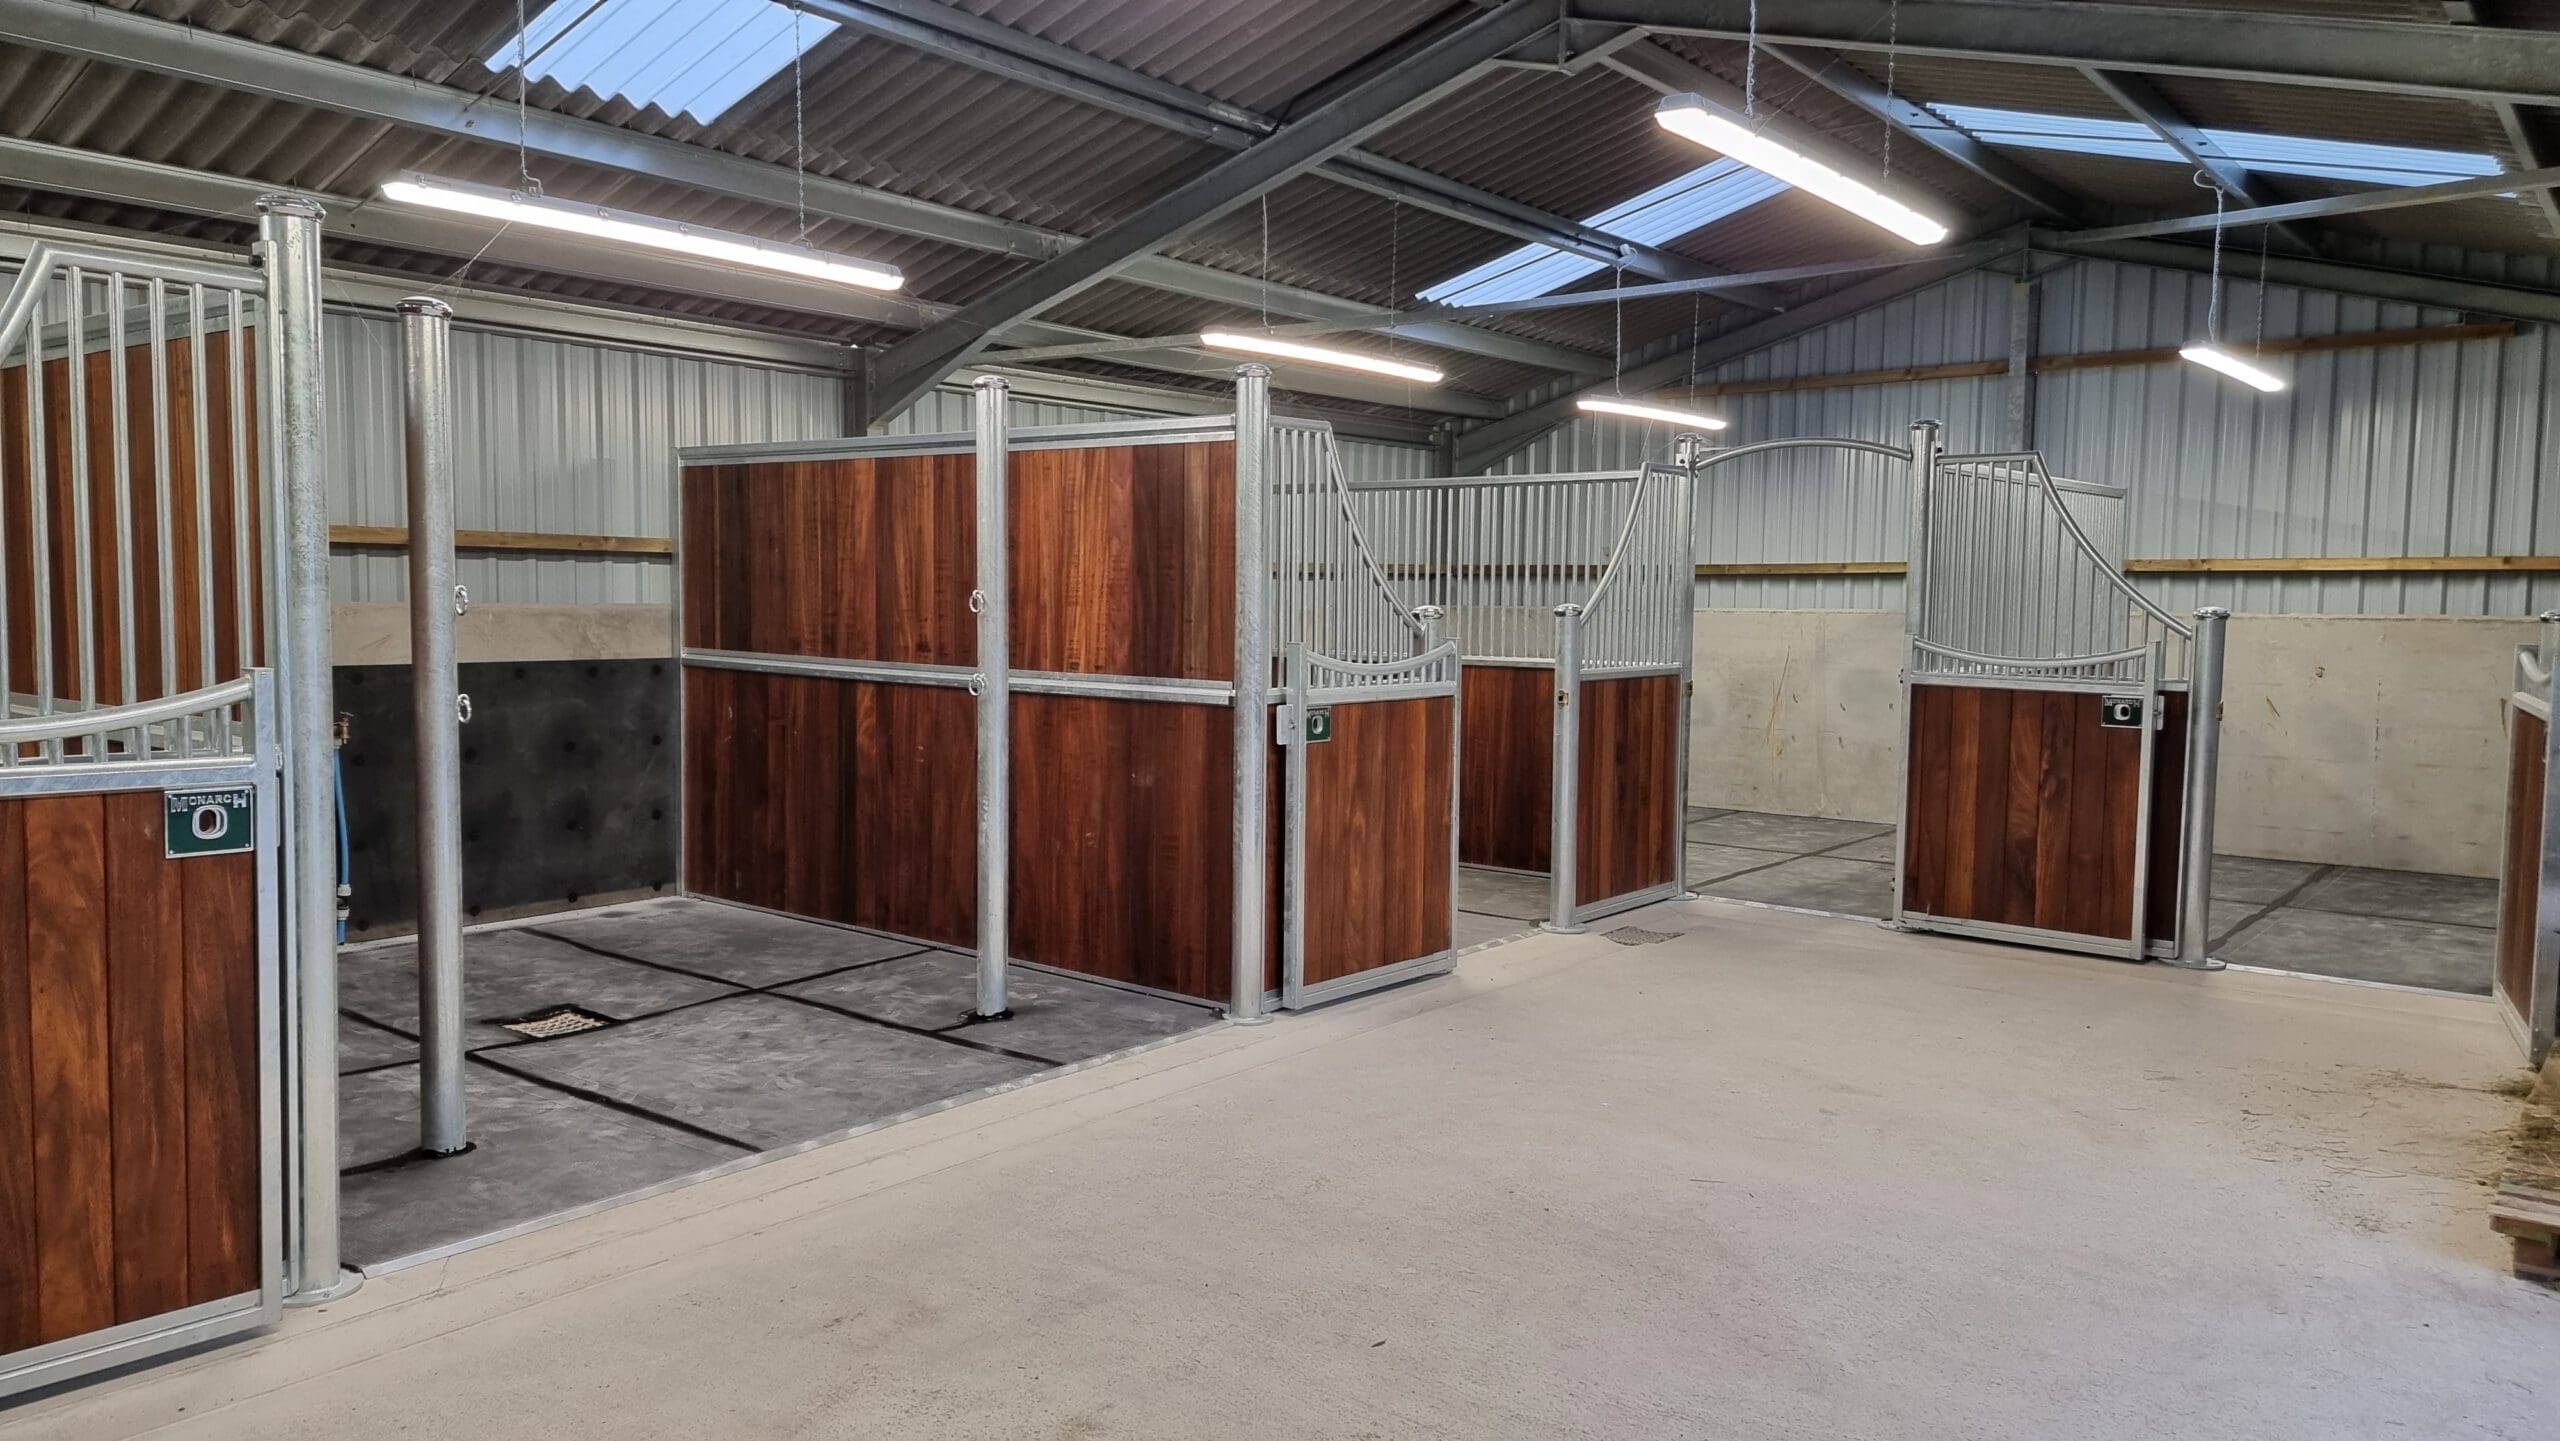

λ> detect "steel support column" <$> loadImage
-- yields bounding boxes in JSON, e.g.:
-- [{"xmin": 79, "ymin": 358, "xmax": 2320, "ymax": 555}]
[
  {"xmin": 399, "ymin": 296, "xmax": 469, "ymax": 1154},
  {"xmin": 2172, "ymin": 606, "xmax": 2229, "ymax": 970},
  {"xmin": 1229, "ymin": 365, "xmax": 1274, "ymax": 1023},
  {"xmin": 1543, "ymin": 604, "xmax": 1585, "ymax": 935},
  {"xmin": 970, "ymin": 376, "xmax": 1013, "ymax": 1023}
]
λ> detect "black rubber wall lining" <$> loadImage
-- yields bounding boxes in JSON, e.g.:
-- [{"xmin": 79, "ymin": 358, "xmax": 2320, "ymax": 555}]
[{"xmin": 335, "ymin": 659, "xmax": 679, "ymax": 936}]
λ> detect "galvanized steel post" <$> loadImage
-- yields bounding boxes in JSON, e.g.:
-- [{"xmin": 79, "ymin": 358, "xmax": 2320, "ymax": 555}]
[
  {"xmin": 260, "ymin": 194, "xmax": 354, "ymax": 1303},
  {"xmin": 1544, "ymin": 602, "xmax": 1585, "ymax": 934},
  {"xmin": 970, "ymin": 376, "xmax": 1013, "ymax": 1021},
  {"xmin": 1672, "ymin": 435, "xmax": 1704, "ymax": 900},
  {"xmin": 2173, "ymin": 606, "xmax": 2231, "ymax": 969},
  {"xmin": 1228, "ymin": 365, "xmax": 1274, "ymax": 1022},
  {"xmin": 400, "ymin": 297, "xmax": 469, "ymax": 1153},
  {"xmin": 1889, "ymin": 420, "xmax": 1941, "ymax": 932},
  {"xmin": 2533, "ymin": 609, "xmax": 2560, "ymax": 1064},
  {"xmin": 1416, "ymin": 604, "xmax": 1461, "ymax": 957}
]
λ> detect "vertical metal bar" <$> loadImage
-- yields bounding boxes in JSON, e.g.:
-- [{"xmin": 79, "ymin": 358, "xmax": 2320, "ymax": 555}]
[
  {"xmin": 970, "ymin": 375, "xmax": 1013, "ymax": 1022},
  {"xmin": 1544, "ymin": 602, "xmax": 1584, "ymax": 934},
  {"xmin": 27, "ymin": 279, "xmax": 52, "ymax": 738},
  {"xmin": 1672, "ymin": 440, "xmax": 1701, "ymax": 898},
  {"xmin": 1228, "ymin": 364, "xmax": 1273, "ymax": 1023},
  {"xmin": 1280, "ymin": 642, "xmax": 1309, "ymax": 1009},
  {"xmin": 263, "ymin": 194, "xmax": 355, "ymax": 1304},
  {"xmin": 148, "ymin": 278, "xmax": 175, "ymax": 700},
  {"xmin": 2127, "ymin": 640, "xmax": 2163, "ymax": 961},
  {"xmin": 1893, "ymin": 421, "xmax": 1939, "ymax": 920},
  {"xmin": 67, "ymin": 267, "xmax": 96, "ymax": 720},
  {"xmin": 190, "ymin": 285, "xmax": 215, "ymax": 699},
  {"xmin": 401, "ymin": 298, "xmax": 468, "ymax": 1155},
  {"xmin": 227, "ymin": 293, "xmax": 253, "ymax": 676},
  {"xmin": 109, "ymin": 274, "xmax": 138, "ymax": 709},
  {"xmin": 2171, "ymin": 605, "xmax": 2229, "ymax": 968}
]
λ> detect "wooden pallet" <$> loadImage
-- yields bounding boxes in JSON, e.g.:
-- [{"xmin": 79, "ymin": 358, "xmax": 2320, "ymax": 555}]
[{"xmin": 2492, "ymin": 1176, "xmax": 2560, "ymax": 1285}]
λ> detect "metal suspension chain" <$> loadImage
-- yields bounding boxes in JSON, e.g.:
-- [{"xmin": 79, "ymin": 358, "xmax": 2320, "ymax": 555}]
[
  {"xmin": 2199, "ymin": 171, "xmax": 2227, "ymax": 343},
  {"xmin": 1882, "ymin": 0, "xmax": 1900, "ymax": 178},
  {"xmin": 1744, "ymin": 0, "xmax": 1758, "ymax": 119},
  {"xmin": 516, "ymin": 0, "xmax": 540, "ymax": 195}
]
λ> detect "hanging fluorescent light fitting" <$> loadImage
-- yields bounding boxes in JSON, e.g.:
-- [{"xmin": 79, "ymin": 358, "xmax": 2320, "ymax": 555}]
[
  {"xmin": 1654, "ymin": 94, "xmax": 1950, "ymax": 246},
  {"xmin": 1199, "ymin": 331, "xmax": 1444, "ymax": 385},
  {"xmin": 381, "ymin": 174, "xmax": 905, "ymax": 291},
  {"xmin": 2178, "ymin": 176, "xmax": 2286, "ymax": 393},
  {"xmin": 1576, "ymin": 396, "xmax": 1727, "ymax": 430}
]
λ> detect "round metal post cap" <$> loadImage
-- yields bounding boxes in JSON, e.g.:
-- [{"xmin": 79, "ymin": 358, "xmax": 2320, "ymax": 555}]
[
  {"xmin": 397, "ymin": 296, "xmax": 455, "ymax": 319},
  {"xmin": 2540, "ymin": 609, "xmax": 2560, "ymax": 623},
  {"xmin": 972, "ymin": 374, "xmax": 1010, "ymax": 392},
  {"xmin": 256, "ymin": 192, "xmax": 328, "ymax": 220},
  {"xmin": 1232, "ymin": 361, "xmax": 1272, "ymax": 379},
  {"xmin": 2194, "ymin": 605, "xmax": 2232, "ymax": 619}
]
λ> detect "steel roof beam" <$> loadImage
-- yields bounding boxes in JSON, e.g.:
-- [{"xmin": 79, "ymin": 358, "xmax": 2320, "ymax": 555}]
[
  {"xmin": 2035, "ymin": 231, "xmax": 2560, "ymax": 326},
  {"xmin": 793, "ymin": 0, "xmax": 1781, "ymax": 304},
  {"xmin": 0, "ymin": 135, "xmax": 1498, "ymax": 419},
  {"xmin": 867, "ymin": 0, "xmax": 1560, "ymax": 418},
  {"xmin": 1576, "ymin": 0, "xmax": 2560, "ymax": 106},
  {"xmin": 0, "ymin": 0, "xmax": 1601, "ymax": 378},
  {"xmin": 2076, "ymin": 68, "xmax": 2323, "ymax": 254},
  {"xmin": 1751, "ymin": 43, "xmax": 2086, "ymax": 221}
]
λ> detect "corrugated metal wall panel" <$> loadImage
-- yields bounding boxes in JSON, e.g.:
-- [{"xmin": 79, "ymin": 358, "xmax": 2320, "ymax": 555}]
[
  {"xmin": 327, "ymin": 312, "xmax": 842, "ymax": 605},
  {"xmin": 1483, "ymin": 258, "xmax": 2555, "ymax": 617}
]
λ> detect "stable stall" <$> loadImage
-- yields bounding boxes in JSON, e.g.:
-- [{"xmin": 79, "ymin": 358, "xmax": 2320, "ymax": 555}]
[
  {"xmin": 1349, "ymin": 454, "xmax": 1698, "ymax": 930},
  {"xmin": 676, "ymin": 369, "xmax": 1458, "ymax": 1016},
  {"xmin": 0, "ymin": 205, "xmax": 340, "ymax": 1398}
]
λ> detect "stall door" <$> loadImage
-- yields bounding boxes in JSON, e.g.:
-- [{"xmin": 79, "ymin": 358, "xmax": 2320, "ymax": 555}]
[{"xmin": 2496, "ymin": 692, "xmax": 2557, "ymax": 1066}]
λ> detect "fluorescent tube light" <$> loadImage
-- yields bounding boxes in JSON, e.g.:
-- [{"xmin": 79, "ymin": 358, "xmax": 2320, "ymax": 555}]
[
  {"xmin": 1576, "ymin": 396, "xmax": 1728, "ymax": 430},
  {"xmin": 1199, "ymin": 332, "xmax": 1443, "ymax": 384},
  {"xmin": 2178, "ymin": 343, "xmax": 2286, "ymax": 392},
  {"xmin": 1655, "ymin": 94, "xmax": 1951, "ymax": 246},
  {"xmin": 380, "ymin": 174, "xmax": 904, "ymax": 291}
]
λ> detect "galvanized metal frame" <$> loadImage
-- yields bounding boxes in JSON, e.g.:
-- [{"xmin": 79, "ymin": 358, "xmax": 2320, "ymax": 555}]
[
  {"xmin": 1889, "ymin": 432, "xmax": 2226, "ymax": 966},
  {"xmin": 970, "ymin": 376, "xmax": 1011, "ymax": 1022},
  {"xmin": 0, "ymin": 671, "xmax": 285, "ymax": 1400},
  {"xmin": 2497, "ymin": 612, "xmax": 2560, "ymax": 1066}
]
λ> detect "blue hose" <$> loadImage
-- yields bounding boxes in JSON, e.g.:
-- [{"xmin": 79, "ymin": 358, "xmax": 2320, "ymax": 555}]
[{"xmin": 333, "ymin": 747, "xmax": 351, "ymax": 944}]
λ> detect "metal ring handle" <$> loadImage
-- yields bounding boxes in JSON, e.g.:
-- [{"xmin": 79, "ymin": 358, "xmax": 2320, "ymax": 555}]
[
  {"xmin": 453, "ymin": 582, "xmax": 470, "ymax": 617},
  {"xmin": 455, "ymin": 693, "xmax": 474, "ymax": 725}
]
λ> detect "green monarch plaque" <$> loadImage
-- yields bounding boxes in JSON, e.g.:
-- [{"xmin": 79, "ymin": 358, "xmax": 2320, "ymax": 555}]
[
  {"xmin": 1304, "ymin": 706, "xmax": 1333, "ymax": 744},
  {"xmin": 2098, "ymin": 695, "xmax": 2146, "ymax": 730},
  {"xmin": 165, "ymin": 787, "xmax": 254, "ymax": 858}
]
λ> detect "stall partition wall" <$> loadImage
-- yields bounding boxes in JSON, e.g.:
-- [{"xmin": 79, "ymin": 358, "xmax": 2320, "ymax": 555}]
[
  {"xmin": 679, "ymin": 408, "xmax": 1456, "ymax": 1010},
  {"xmin": 1349, "ymin": 463, "xmax": 1695, "ymax": 929},
  {"xmin": 0, "ymin": 229, "xmax": 317, "ymax": 1400},
  {"xmin": 1895, "ymin": 446, "xmax": 2225, "ymax": 964},
  {"xmin": 2496, "ymin": 620, "xmax": 2560, "ymax": 1066}
]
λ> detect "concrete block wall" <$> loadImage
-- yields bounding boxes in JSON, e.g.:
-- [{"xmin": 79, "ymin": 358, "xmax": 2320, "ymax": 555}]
[{"xmin": 1689, "ymin": 610, "xmax": 2537, "ymax": 878}]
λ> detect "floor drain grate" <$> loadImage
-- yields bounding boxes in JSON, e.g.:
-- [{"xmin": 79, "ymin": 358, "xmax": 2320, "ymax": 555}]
[
  {"xmin": 497, "ymin": 1004, "xmax": 614, "ymax": 1040},
  {"xmin": 1604, "ymin": 927, "xmax": 1682, "ymax": 946}
]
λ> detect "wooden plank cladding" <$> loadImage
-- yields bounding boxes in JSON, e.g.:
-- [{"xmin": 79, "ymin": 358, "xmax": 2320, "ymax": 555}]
[
  {"xmin": 1903, "ymin": 682, "xmax": 2155, "ymax": 946},
  {"xmin": 1458, "ymin": 664, "xmax": 1554, "ymax": 873},
  {"xmin": 682, "ymin": 667, "xmax": 976, "ymax": 947},
  {"xmin": 1010, "ymin": 693, "xmax": 1249, "ymax": 1001},
  {"xmin": 1298, "ymin": 697, "xmax": 1454, "ymax": 986},
  {"xmin": 1575, "ymin": 675, "xmax": 1682, "ymax": 906},
  {"xmin": 0, "ymin": 790, "xmax": 262, "ymax": 1356},
  {"xmin": 680, "ymin": 453, "xmax": 976, "ymax": 664},
  {"xmin": 1, "ymin": 330, "xmax": 263, "ymax": 708},
  {"xmin": 1007, "ymin": 442, "xmax": 1235, "ymax": 680},
  {"xmin": 2499, "ymin": 708, "xmax": 2548, "ymax": 1023}
]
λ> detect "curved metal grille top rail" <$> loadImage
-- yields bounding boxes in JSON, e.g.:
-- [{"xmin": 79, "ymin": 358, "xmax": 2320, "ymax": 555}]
[
  {"xmin": 1344, "ymin": 469, "xmax": 1661, "ymax": 665},
  {"xmin": 0, "ymin": 673, "xmax": 261, "ymax": 767},
  {"xmin": 1579, "ymin": 463, "xmax": 1693, "ymax": 673},
  {"xmin": 1916, "ymin": 452, "xmax": 2194, "ymax": 685},
  {"xmin": 1266, "ymin": 418, "xmax": 1431, "ymax": 680},
  {"xmin": 1, "ymin": 241, "xmax": 269, "ymax": 743}
]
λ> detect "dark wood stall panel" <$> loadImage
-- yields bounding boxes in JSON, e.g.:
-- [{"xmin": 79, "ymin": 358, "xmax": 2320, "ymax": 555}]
[
  {"xmin": 1575, "ymin": 674, "xmax": 1683, "ymax": 907},
  {"xmin": 1, "ymin": 333, "xmax": 263, "ymax": 708},
  {"xmin": 1009, "ymin": 693, "xmax": 1256, "ymax": 1002},
  {"xmin": 680, "ymin": 454, "xmax": 976, "ymax": 665},
  {"xmin": 1902, "ymin": 682, "xmax": 2156, "ymax": 946},
  {"xmin": 1007, "ymin": 442, "xmax": 1236, "ymax": 680},
  {"xmin": 2500, "ymin": 708, "xmax": 2549, "ymax": 1023},
  {"xmin": 1458, "ymin": 665, "xmax": 1553, "ymax": 873},
  {"xmin": 1299, "ymin": 697, "xmax": 1455, "ymax": 986},
  {"xmin": 0, "ymin": 790, "xmax": 262, "ymax": 1356},
  {"xmin": 682, "ymin": 667, "xmax": 976, "ymax": 947}
]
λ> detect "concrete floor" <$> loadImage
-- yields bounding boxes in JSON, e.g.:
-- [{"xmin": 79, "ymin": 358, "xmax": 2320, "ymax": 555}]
[
  {"xmin": 335, "ymin": 896, "xmax": 1219, "ymax": 1266},
  {"xmin": 1664, "ymin": 807, "xmax": 2497, "ymax": 995},
  {"xmin": 15, "ymin": 900, "xmax": 2554, "ymax": 1440}
]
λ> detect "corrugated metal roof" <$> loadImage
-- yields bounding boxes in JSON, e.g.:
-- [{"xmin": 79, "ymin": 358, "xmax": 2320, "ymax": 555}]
[{"xmin": 0, "ymin": 0, "xmax": 2547, "ymax": 433}]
